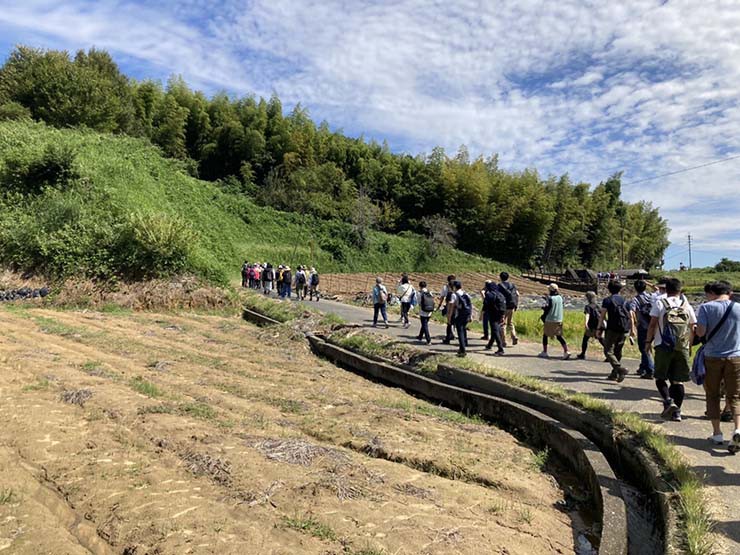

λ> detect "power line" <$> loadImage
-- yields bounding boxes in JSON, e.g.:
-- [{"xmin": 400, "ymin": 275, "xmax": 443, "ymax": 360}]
[{"xmin": 622, "ymin": 153, "xmax": 740, "ymax": 186}]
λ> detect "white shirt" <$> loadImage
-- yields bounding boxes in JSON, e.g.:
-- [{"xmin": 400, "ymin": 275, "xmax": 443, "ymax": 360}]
[
  {"xmin": 649, "ymin": 294, "xmax": 696, "ymax": 347},
  {"xmin": 397, "ymin": 283, "xmax": 415, "ymax": 303}
]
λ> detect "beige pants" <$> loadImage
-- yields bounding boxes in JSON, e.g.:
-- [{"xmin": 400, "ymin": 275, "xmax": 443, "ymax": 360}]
[
  {"xmin": 704, "ymin": 357, "xmax": 740, "ymax": 420},
  {"xmin": 504, "ymin": 309, "xmax": 518, "ymax": 340}
]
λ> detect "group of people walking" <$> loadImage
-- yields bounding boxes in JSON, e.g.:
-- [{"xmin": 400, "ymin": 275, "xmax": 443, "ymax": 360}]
[
  {"xmin": 241, "ymin": 261, "xmax": 321, "ymax": 301},
  {"xmin": 367, "ymin": 272, "xmax": 739, "ymax": 451},
  {"xmin": 370, "ymin": 272, "xmax": 520, "ymax": 357}
]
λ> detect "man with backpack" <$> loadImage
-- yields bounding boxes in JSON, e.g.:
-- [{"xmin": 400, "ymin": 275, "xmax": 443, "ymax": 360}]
[
  {"xmin": 450, "ymin": 281, "xmax": 472, "ymax": 357},
  {"xmin": 262, "ymin": 263, "xmax": 275, "ymax": 295},
  {"xmin": 397, "ymin": 276, "xmax": 416, "ymax": 329},
  {"xmin": 630, "ymin": 280, "xmax": 656, "ymax": 378},
  {"xmin": 646, "ymin": 278, "xmax": 696, "ymax": 422},
  {"xmin": 597, "ymin": 280, "xmax": 634, "ymax": 382},
  {"xmin": 696, "ymin": 280, "xmax": 739, "ymax": 450},
  {"xmin": 483, "ymin": 281, "xmax": 507, "ymax": 355},
  {"xmin": 308, "ymin": 267, "xmax": 320, "ymax": 301},
  {"xmin": 498, "ymin": 272, "xmax": 519, "ymax": 346},
  {"xmin": 416, "ymin": 281, "xmax": 435, "ymax": 344},
  {"xmin": 577, "ymin": 291, "xmax": 602, "ymax": 360},
  {"xmin": 295, "ymin": 266, "xmax": 307, "ymax": 300},
  {"xmin": 372, "ymin": 277, "xmax": 390, "ymax": 328},
  {"xmin": 280, "ymin": 266, "xmax": 292, "ymax": 298}
]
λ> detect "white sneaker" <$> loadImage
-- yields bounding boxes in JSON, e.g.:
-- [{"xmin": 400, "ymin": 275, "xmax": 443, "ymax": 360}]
[
  {"xmin": 709, "ymin": 434, "xmax": 724, "ymax": 445},
  {"xmin": 562, "ymin": 352, "xmax": 571, "ymax": 360},
  {"xmin": 537, "ymin": 351, "xmax": 549, "ymax": 359}
]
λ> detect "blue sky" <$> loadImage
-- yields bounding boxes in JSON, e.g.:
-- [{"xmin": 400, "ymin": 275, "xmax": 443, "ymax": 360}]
[{"xmin": 1, "ymin": 0, "xmax": 739, "ymax": 269}]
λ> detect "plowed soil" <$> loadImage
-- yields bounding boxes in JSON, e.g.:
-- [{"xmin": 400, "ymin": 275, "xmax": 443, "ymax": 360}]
[{"xmin": 0, "ymin": 305, "xmax": 585, "ymax": 554}]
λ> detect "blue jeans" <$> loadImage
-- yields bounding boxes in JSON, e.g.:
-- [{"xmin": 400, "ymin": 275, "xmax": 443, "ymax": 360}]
[
  {"xmin": 637, "ymin": 326, "xmax": 655, "ymax": 373},
  {"xmin": 373, "ymin": 303, "xmax": 388, "ymax": 325},
  {"xmin": 418, "ymin": 316, "xmax": 431, "ymax": 342}
]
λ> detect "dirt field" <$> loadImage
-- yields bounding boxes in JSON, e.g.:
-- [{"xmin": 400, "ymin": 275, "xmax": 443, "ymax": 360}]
[
  {"xmin": 320, "ymin": 273, "xmax": 582, "ymax": 299},
  {"xmin": 0, "ymin": 305, "xmax": 586, "ymax": 554}
]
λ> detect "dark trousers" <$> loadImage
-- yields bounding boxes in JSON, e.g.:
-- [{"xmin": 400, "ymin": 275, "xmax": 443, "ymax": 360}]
[
  {"xmin": 455, "ymin": 318, "xmax": 468, "ymax": 353},
  {"xmin": 373, "ymin": 303, "xmax": 388, "ymax": 325},
  {"xmin": 400, "ymin": 302, "xmax": 411, "ymax": 324},
  {"xmin": 603, "ymin": 329, "xmax": 628, "ymax": 371},
  {"xmin": 418, "ymin": 316, "xmax": 431, "ymax": 342},
  {"xmin": 482, "ymin": 311, "xmax": 490, "ymax": 338},
  {"xmin": 637, "ymin": 326, "xmax": 655, "ymax": 373},
  {"xmin": 580, "ymin": 331, "xmax": 603, "ymax": 355},
  {"xmin": 487, "ymin": 320, "xmax": 504, "ymax": 351}
]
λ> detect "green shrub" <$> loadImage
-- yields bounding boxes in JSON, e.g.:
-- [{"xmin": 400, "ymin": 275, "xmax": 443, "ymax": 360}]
[
  {"xmin": 2, "ymin": 143, "xmax": 79, "ymax": 194},
  {"xmin": 0, "ymin": 101, "xmax": 31, "ymax": 121}
]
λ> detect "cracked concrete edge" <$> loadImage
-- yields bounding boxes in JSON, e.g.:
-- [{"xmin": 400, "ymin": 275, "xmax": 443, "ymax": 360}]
[
  {"xmin": 434, "ymin": 363, "xmax": 681, "ymax": 555},
  {"xmin": 306, "ymin": 333, "xmax": 629, "ymax": 555},
  {"xmin": 241, "ymin": 307, "xmax": 282, "ymax": 327}
]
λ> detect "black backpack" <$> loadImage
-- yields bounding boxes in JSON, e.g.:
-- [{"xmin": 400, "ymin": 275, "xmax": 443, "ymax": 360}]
[
  {"xmin": 456, "ymin": 292, "xmax": 472, "ymax": 321},
  {"xmin": 608, "ymin": 296, "xmax": 632, "ymax": 333},
  {"xmin": 263, "ymin": 268, "xmax": 274, "ymax": 281},
  {"xmin": 484, "ymin": 290, "xmax": 506, "ymax": 315},
  {"xmin": 297, "ymin": 272, "xmax": 306, "ymax": 285},
  {"xmin": 420, "ymin": 291, "xmax": 435, "ymax": 312},
  {"xmin": 310, "ymin": 273, "xmax": 319, "ymax": 286},
  {"xmin": 283, "ymin": 271, "xmax": 292, "ymax": 284},
  {"xmin": 497, "ymin": 282, "xmax": 514, "ymax": 309}
]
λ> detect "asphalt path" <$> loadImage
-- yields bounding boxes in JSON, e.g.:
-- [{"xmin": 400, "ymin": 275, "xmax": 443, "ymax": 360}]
[{"xmin": 291, "ymin": 295, "xmax": 739, "ymax": 553}]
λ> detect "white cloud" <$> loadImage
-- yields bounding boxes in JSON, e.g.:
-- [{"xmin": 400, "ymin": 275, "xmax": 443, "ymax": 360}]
[{"xmin": 1, "ymin": 0, "xmax": 740, "ymax": 259}]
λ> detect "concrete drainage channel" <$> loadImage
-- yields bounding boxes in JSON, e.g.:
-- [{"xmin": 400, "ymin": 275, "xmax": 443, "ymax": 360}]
[
  {"xmin": 307, "ymin": 333, "xmax": 629, "ymax": 555},
  {"xmin": 243, "ymin": 307, "xmax": 666, "ymax": 554}
]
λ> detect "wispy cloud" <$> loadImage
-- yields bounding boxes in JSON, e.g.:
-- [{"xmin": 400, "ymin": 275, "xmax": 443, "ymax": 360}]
[{"xmin": 1, "ymin": 0, "xmax": 739, "ymax": 265}]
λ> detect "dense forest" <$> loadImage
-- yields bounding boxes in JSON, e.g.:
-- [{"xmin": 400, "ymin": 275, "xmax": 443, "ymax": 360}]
[{"xmin": 0, "ymin": 46, "xmax": 669, "ymax": 270}]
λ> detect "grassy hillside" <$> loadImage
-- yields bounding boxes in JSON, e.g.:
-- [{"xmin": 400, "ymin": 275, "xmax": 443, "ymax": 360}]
[
  {"xmin": 653, "ymin": 268, "xmax": 740, "ymax": 294},
  {"xmin": 0, "ymin": 120, "xmax": 513, "ymax": 284}
]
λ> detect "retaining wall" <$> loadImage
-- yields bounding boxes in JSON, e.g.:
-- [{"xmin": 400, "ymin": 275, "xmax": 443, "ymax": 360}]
[{"xmin": 307, "ymin": 334, "xmax": 629, "ymax": 555}]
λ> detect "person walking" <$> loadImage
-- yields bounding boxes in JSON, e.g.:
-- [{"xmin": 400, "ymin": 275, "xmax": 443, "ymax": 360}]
[
  {"xmin": 416, "ymin": 281, "xmax": 434, "ymax": 344},
  {"xmin": 498, "ymin": 272, "xmax": 520, "ymax": 346},
  {"xmin": 696, "ymin": 280, "xmax": 740, "ymax": 451},
  {"xmin": 576, "ymin": 291, "xmax": 602, "ymax": 360},
  {"xmin": 538, "ymin": 284, "xmax": 570, "ymax": 359},
  {"xmin": 241, "ymin": 261, "xmax": 249, "ymax": 288},
  {"xmin": 646, "ymin": 278, "xmax": 696, "ymax": 422},
  {"xmin": 630, "ymin": 279, "xmax": 656, "ymax": 378},
  {"xmin": 262, "ymin": 263, "xmax": 275, "ymax": 295},
  {"xmin": 397, "ymin": 276, "xmax": 416, "ymax": 329},
  {"xmin": 597, "ymin": 280, "xmax": 633, "ymax": 382},
  {"xmin": 479, "ymin": 280, "xmax": 493, "ymax": 341},
  {"xmin": 281, "ymin": 266, "xmax": 292, "ymax": 299},
  {"xmin": 483, "ymin": 281, "xmax": 506, "ymax": 355},
  {"xmin": 439, "ymin": 275, "xmax": 456, "ymax": 344},
  {"xmin": 372, "ymin": 277, "xmax": 390, "ymax": 328},
  {"xmin": 294, "ymin": 266, "xmax": 307, "ymax": 300},
  {"xmin": 308, "ymin": 267, "xmax": 320, "ymax": 301},
  {"xmin": 450, "ymin": 281, "xmax": 472, "ymax": 357}
]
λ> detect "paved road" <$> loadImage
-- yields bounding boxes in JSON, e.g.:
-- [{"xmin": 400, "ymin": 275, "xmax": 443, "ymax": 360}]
[{"xmin": 293, "ymin": 296, "xmax": 739, "ymax": 553}]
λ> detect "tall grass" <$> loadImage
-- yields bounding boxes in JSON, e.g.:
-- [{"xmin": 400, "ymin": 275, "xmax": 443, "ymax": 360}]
[{"xmin": 0, "ymin": 120, "xmax": 510, "ymax": 284}]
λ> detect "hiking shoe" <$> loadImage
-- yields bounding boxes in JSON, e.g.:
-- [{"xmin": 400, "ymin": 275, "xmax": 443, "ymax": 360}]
[
  {"xmin": 671, "ymin": 411, "xmax": 682, "ymax": 422},
  {"xmin": 480, "ymin": 336, "xmax": 489, "ymax": 341},
  {"xmin": 562, "ymin": 352, "xmax": 571, "ymax": 360},
  {"xmin": 616, "ymin": 367, "xmax": 628, "ymax": 383},
  {"xmin": 721, "ymin": 409, "xmax": 733, "ymax": 423},
  {"xmin": 661, "ymin": 401, "xmax": 679, "ymax": 420},
  {"xmin": 502, "ymin": 342, "xmax": 508, "ymax": 348},
  {"xmin": 512, "ymin": 337, "xmax": 519, "ymax": 346},
  {"xmin": 494, "ymin": 350, "xmax": 505, "ymax": 356},
  {"xmin": 709, "ymin": 434, "xmax": 725, "ymax": 445},
  {"xmin": 442, "ymin": 339, "xmax": 451, "ymax": 345},
  {"xmin": 426, "ymin": 339, "xmax": 432, "ymax": 345},
  {"xmin": 537, "ymin": 351, "xmax": 549, "ymax": 359},
  {"xmin": 457, "ymin": 351, "xmax": 467, "ymax": 358},
  {"xmin": 607, "ymin": 372, "xmax": 618, "ymax": 381},
  {"xmin": 484, "ymin": 345, "xmax": 492, "ymax": 351},
  {"xmin": 385, "ymin": 323, "xmax": 390, "ymax": 329},
  {"xmin": 640, "ymin": 372, "xmax": 654, "ymax": 379},
  {"xmin": 576, "ymin": 353, "xmax": 585, "ymax": 360}
]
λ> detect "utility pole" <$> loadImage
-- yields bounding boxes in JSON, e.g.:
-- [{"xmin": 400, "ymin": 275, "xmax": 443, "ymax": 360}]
[{"xmin": 688, "ymin": 234, "xmax": 693, "ymax": 269}]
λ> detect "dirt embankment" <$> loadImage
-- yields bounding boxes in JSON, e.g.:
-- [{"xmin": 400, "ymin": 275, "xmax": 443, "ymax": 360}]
[{"xmin": 0, "ymin": 307, "xmax": 583, "ymax": 554}]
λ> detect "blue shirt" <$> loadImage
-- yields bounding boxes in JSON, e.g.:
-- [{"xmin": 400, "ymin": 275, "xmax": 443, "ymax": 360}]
[{"xmin": 697, "ymin": 300, "xmax": 740, "ymax": 358}]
